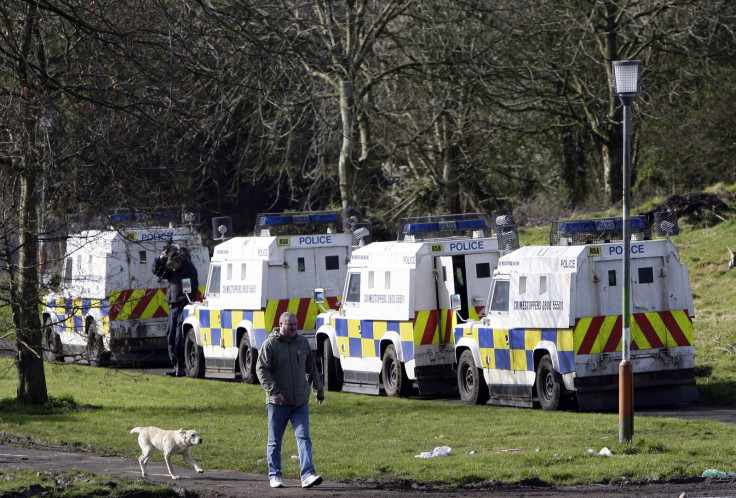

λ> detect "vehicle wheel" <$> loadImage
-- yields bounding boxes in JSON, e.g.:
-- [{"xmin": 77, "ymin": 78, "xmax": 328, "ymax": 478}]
[
  {"xmin": 457, "ymin": 350, "xmax": 489, "ymax": 405},
  {"xmin": 44, "ymin": 317, "xmax": 64, "ymax": 363},
  {"xmin": 184, "ymin": 329, "xmax": 205, "ymax": 378},
  {"xmin": 237, "ymin": 332, "xmax": 257, "ymax": 384},
  {"xmin": 86, "ymin": 323, "xmax": 106, "ymax": 367},
  {"xmin": 322, "ymin": 339, "xmax": 343, "ymax": 392},
  {"xmin": 381, "ymin": 344, "xmax": 411, "ymax": 397},
  {"xmin": 536, "ymin": 354, "xmax": 561, "ymax": 411}
]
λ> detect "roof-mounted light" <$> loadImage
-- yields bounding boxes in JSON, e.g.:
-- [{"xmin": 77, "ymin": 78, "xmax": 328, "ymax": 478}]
[
  {"xmin": 397, "ymin": 213, "xmax": 494, "ymax": 242},
  {"xmin": 107, "ymin": 208, "xmax": 181, "ymax": 225},
  {"xmin": 255, "ymin": 211, "xmax": 343, "ymax": 236},
  {"xmin": 550, "ymin": 215, "xmax": 652, "ymax": 246}
]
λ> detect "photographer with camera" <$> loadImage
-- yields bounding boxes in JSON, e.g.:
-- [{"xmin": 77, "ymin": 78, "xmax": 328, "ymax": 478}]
[{"xmin": 152, "ymin": 247, "xmax": 198, "ymax": 377}]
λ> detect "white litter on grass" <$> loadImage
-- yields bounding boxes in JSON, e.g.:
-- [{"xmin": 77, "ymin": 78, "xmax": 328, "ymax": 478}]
[
  {"xmin": 588, "ymin": 447, "xmax": 613, "ymax": 456},
  {"xmin": 415, "ymin": 446, "xmax": 451, "ymax": 458}
]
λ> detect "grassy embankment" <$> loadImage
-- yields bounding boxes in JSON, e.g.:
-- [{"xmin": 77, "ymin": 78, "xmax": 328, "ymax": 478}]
[{"xmin": 2, "ymin": 190, "xmax": 736, "ymax": 492}]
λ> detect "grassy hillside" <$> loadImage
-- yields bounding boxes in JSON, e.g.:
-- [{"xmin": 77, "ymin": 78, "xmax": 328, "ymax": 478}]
[{"xmin": 518, "ymin": 186, "xmax": 736, "ymax": 407}]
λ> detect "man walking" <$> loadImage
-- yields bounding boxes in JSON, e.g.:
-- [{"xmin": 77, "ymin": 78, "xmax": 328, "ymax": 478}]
[{"xmin": 256, "ymin": 312, "xmax": 324, "ymax": 489}]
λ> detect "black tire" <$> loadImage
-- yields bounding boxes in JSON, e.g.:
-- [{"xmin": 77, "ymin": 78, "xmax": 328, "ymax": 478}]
[
  {"xmin": 237, "ymin": 332, "xmax": 257, "ymax": 384},
  {"xmin": 44, "ymin": 317, "xmax": 64, "ymax": 363},
  {"xmin": 184, "ymin": 329, "xmax": 205, "ymax": 378},
  {"xmin": 381, "ymin": 344, "xmax": 411, "ymax": 397},
  {"xmin": 536, "ymin": 354, "xmax": 561, "ymax": 411},
  {"xmin": 322, "ymin": 339, "xmax": 343, "ymax": 392},
  {"xmin": 86, "ymin": 322, "xmax": 106, "ymax": 367},
  {"xmin": 457, "ymin": 350, "xmax": 489, "ymax": 405}
]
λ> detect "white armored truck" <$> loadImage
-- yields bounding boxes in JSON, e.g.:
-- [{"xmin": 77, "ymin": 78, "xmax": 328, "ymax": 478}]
[
  {"xmin": 42, "ymin": 209, "xmax": 210, "ymax": 365},
  {"xmin": 453, "ymin": 213, "xmax": 697, "ymax": 411},
  {"xmin": 314, "ymin": 212, "xmax": 519, "ymax": 397},
  {"xmin": 181, "ymin": 210, "xmax": 370, "ymax": 381}
]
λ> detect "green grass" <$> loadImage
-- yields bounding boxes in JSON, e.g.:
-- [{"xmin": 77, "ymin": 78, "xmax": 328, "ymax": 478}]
[
  {"xmin": 3, "ymin": 193, "xmax": 736, "ymax": 490},
  {"xmin": 2, "ymin": 359, "xmax": 736, "ymax": 488},
  {"xmin": 0, "ymin": 468, "xmax": 181, "ymax": 497}
]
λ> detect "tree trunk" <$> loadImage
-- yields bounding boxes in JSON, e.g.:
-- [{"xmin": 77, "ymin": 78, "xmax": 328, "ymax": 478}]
[
  {"xmin": 14, "ymin": 157, "xmax": 48, "ymax": 406},
  {"xmin": 12, "ymin": 15, "xmax": 48, "ymax": 404},
  {"xmin": 338, "ymin": 80, "xmax": 355, "ymax": 210}
]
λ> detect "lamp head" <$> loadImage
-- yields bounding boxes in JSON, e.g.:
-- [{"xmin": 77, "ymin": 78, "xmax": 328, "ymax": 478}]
[{"xmin": 611, "ymin": 60, "xmax": 642, "ymax": 97}]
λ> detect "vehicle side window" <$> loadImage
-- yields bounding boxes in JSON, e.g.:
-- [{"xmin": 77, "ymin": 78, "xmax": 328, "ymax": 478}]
[
  {"xmin": 345, "ymin": 273, "xmax": 361, "ymax": 302},
  {"xmin": 325, "ymin": 255, "xmax": 339, "ymax": 270},
  {"xmin": 638, "ymin": 267, "xmax": 654, "ymax": 284},
  {"xmin": 208, "ymin": 266, "xmax": 222, "ymax": 295},
  {"xmin": 490, "ymin": 280, "xmax": 509, "ymax": 312},
  {"xmin": 64, "ymin": 258, "xmax": 73, "ymax": 280}
]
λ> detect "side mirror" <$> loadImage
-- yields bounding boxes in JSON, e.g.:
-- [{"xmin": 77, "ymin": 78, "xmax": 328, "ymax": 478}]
[
  {"xmin": 450, "ymin": 293, "xmax": 467, "ymax": 322},
  {"xmin": 450, "ymin": 294, "xmax": 462, "ymax": 311},
  {"xmin": 182, "ymin": 278, "xmax": 193, "ymax": 303},
  {"xmin": 314, "ymin": 288, "xmax": 329, "ymax": 312}
]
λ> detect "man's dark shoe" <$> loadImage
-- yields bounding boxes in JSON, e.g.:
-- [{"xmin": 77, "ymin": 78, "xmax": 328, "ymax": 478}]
[
  {"xmin": 164, "ymin": 370, "xmax": 178, "ymax": 377},
  {"xmin": 176, "ymin": 370, "xmax": 186, "ymax": 377}
]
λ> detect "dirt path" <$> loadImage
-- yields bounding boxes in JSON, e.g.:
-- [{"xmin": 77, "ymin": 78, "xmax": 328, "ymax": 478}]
[{"xmin": 4, "ymin": 442, "xmax": 736, "ymax": 497}]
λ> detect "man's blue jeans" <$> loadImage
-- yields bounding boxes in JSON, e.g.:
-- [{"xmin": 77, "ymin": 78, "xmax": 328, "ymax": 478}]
[{"xmin": 266, "ymin": 403, "xmax": 316, "ymax": 480}]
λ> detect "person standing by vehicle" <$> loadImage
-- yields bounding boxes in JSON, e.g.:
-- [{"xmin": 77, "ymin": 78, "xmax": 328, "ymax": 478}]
[
  {"xmin": 256, "ymin": 312, "xmax": 324, "ymax": 489},
  {"xmin": 152, "ymin": 249, "xmax": 198, "ymax": 377}
]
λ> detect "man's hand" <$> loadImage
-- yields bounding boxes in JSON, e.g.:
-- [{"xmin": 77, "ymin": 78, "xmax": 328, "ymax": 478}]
[
  {"xmin": 274, "ymin": 393, "xmax": 285, "ymax": 405},
  {"xmin": 317, "ymin": 396, "xmax": 324, "ymax": 406}
]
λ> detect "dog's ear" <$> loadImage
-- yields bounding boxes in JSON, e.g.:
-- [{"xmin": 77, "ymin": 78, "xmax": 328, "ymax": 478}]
[{"xmin": 178, "ymin": 429, "xmax": 185, "ymax": 435}]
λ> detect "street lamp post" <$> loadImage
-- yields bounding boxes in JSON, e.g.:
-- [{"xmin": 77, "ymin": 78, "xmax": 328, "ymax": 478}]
[{"xmin": 611, "ymin": 60, "xmax": 641, "ymax": 443}]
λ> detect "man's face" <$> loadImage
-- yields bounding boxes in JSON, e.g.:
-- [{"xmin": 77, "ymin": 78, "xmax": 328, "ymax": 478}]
[
  {"xmin": 279, "ymin": 317, "xmax": 298, "ymax": 341},
  {"xmin": 171, "ymin": 259, "xmax": 183, "ymax": 270}
]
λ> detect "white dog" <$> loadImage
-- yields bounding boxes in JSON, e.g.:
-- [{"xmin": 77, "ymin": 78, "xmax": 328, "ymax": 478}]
[{"xmin": 130, "ymin": 426, "xmax": 204, "ymax": 480}]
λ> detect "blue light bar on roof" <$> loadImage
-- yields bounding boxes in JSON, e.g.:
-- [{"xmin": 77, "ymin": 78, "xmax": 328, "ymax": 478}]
[
  {"xmin": 259, "ymin": 215, "xmax": 293, "ymax": 226},
  {"xmin": 403, "ymin": 218, "xmax": 487, "ymax": 234},
  {"xmin": 456, "ymin": 219, "xmax": 487, "ymax": 230},
  {"xmin": 558, "ymin": 218, "xmax": 647, "ymax": 233},
  {"xmin": 404, "ymin": 222, "xmax": 439, "ymax": 234},
  {"xmin": 110, "ymin": 212, "xmax": 135, "ymax": 223},
  {"xmin": 258, "ymin": 212, "xmax": 341, "ymax": 227},
  {"xmin": 309, "ymin": 213, "xmax": 340, "ymax": 224}
]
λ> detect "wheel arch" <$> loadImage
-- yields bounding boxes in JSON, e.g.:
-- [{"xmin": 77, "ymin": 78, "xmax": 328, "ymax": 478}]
[
  {"xmin": 316, "ymin": 325, "xmax": 338, "ymax": 358},
  {"xmin": 182, "ymin": 315, "xmax": 203, "ymax": 346},
  {"xmin": 454, "ymin": 337, "xmax": 481, "ymax": 367},
  {"xmin": 532, "ymin": 341, "xmax": 560, "ymax": 372},
  {"xmin": 379, "ymin": 331, "xmax": 402, "ymax": 361},
  {"xmin": 234, "ymin": 319, "xmax": 256, "ymax": 349}
]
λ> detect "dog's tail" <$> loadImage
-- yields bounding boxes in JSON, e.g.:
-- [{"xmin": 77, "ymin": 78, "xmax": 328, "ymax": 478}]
[{"xmin": 130, "ymin": 427, "xmax": 143, "ymax": 435}]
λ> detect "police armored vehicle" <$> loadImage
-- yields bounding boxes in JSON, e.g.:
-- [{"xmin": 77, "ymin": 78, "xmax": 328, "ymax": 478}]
[
  {"xmin": 42, "ymin": 208, "xmax": 210, "ymax": 365},
  {"xmin": 181, "ymin": 210, "xmax": 369, "ymax": 381},
  {"xmin": 314, "ymin": 212, "xmax": 519, "ymax": 397},
  {"xmin": 453, "ymin": 213, "xmax": 697, "ymax": 410}
]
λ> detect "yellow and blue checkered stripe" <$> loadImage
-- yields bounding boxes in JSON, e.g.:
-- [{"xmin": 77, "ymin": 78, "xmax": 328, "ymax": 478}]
[
  {"xmin": 454, "ymin": 326, "xmax": 575, "ymax": 373},
  {"xmin": 191, "ymin": 308, "xmax": 268, "ymax": 348},
  {"xmin": 44, "ymin": 297, "xmax": 110, "ymax": 335},
  {"xmin": 191, "ymin": 296, "xmax": 336, "ymax": 348},
  {"xmin": 333, "ymin": 319, "xmax": 415, "ymax": 359},
  {"xmin": 315, "ymin": 307, "xmax": 483, "ymax": 360}
]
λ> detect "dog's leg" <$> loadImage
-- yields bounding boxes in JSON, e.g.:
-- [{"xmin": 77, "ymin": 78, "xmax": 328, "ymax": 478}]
[
  {"xmin": 139, "ymin": 450, "xmax": 152, "ymax": 478},
  {"xmin": 182, "ymin": 448, "xmax": 204, "ymax": 473},
  {"xmin": 164, "ymin": 452, "xmax": 179, "ymax": 479}
]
